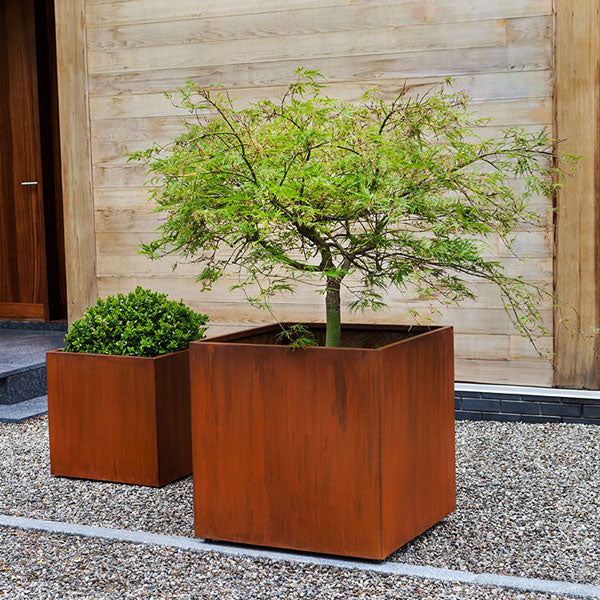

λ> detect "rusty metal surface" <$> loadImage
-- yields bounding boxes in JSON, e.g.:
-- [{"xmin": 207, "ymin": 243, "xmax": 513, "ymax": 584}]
[
  {"xmin": 190, "ymin": 324, "xmax": 455, "ymax": 559},
  {"xmin": 47, "ymin": 350, "xmax": 191, "ymax": 487}
]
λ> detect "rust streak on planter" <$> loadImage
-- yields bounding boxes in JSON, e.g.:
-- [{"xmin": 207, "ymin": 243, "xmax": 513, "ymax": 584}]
[
  {"xmin": 47, "ymin": 349, "xmax": 192, "ymax": 487},
  {"xmin": 190, "ymin": 324, "xmax": 455, "ymax": 560}
]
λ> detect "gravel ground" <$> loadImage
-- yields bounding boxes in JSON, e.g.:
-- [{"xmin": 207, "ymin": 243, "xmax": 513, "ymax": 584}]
[
  {"xmin": 391, "ymin": 422, "xmax": 600, "ymax": 585},
  {"xmin": 0, "ymin": 417, "xmax": 194, "ymax": 536},
  {"xmin": 0, "ymin": 417, "xmax": 598, "ymax": 586},
  {"xmin": 0, "ymin": 527, "xmax": 574, "ymax": 599}
]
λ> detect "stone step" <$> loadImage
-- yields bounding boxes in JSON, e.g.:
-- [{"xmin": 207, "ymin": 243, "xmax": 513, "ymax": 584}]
[
  {"xmin": 0, "ymin": 326, "xmax": 65, "ymax": 405},
  {"xmin": 0, "ymin": 364, "xmax": 47, "ymax": 406},
  {"xmin": 0, "ymin": 395, "xmax": 48, "ymax": 424},
  {"xmin": 0, "ymin": 321, "xmax": 67, "ymax": 332}
]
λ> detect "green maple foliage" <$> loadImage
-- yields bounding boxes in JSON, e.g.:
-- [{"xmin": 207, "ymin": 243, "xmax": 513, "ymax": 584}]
[{"xmin": 130, "ymin": 69, "xmax": 575, "ymax": 349}]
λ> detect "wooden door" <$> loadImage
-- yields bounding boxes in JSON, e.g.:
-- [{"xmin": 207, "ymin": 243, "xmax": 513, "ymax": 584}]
[{"xmin": 0, "ymin": 0, "xmax": 49, "ymax": 319}]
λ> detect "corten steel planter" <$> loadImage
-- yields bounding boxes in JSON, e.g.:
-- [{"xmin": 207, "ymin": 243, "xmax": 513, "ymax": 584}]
[
  {"xmin": 47, "ymin": 349, "xmax": 192, "ymax": 487},
  {"xmin": 190, "ymin": 323, "xmax": 455, "ymax": 559}
]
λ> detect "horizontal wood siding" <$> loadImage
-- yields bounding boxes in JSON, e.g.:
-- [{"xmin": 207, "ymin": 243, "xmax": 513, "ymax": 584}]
[{"xmin": 85, "ymin": 0, "xmax": 554, "ymax": 385}]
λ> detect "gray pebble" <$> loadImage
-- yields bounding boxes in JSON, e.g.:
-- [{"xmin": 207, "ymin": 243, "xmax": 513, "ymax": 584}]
[
  {"xmin": 0, "ymin": 417, "xmax": 598, "ymax": 589},
  {"xmin": 0, "ymin": 527, "xmax": 574, "ymax": 599}
]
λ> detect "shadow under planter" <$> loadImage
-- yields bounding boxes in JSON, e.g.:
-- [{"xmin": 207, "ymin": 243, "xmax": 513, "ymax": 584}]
[
  {"xmin": 46, "ymin": 350, "xmax": 191, "ymax": 487},
  {"xmin": 190, "ymin": 323, "xmax": 456, "ymax": 560}
]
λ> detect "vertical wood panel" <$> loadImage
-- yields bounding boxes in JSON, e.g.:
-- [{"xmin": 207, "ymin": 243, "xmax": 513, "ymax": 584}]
[
  {"xmin": 54, "ymin": 0, "xmax": 97, "ymax": 322},
  {"xmin": 554, "ymin": 0, "xmax": 600, "ymax": 388},
  {"xmin": 37, "ymin": 0, "xmax": 68, "ymax": 320},
  {"xmin": 0, "ymin": 5, "xmax": 18, "ymax": 304},
  {"xmin": 0, "ymin": 0, "xmax": 49, "ymax": 319}
]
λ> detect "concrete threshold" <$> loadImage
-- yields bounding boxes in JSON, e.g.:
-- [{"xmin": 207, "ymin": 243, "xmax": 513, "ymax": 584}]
[
  {"xmin": 455, "ymin": 382, "xmax": 600, "ymax": 400},
  {"xmin": 1, "ymin": 514, "xmax": 599, "ymax": 599}
]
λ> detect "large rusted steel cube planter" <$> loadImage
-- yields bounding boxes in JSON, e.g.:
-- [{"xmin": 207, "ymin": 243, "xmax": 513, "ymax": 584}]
[
  {"xmin": 47, "ymin": 350, "xmax": 192, "ymax": 487},
  {"xmin": 190, "ymin": 324, "xmax": 455, "ymax": 559}
]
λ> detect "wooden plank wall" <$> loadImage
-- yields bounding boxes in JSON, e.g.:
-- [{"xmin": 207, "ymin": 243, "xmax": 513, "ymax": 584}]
[{"xmin": 83, "ymin": 0, "xmax": 554, "ymax": 385}]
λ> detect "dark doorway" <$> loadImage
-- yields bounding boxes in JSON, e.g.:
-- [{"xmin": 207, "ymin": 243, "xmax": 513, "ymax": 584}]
[{"xmin": 0, "ymin": 0, "xmax": 66, "ymax": 321}]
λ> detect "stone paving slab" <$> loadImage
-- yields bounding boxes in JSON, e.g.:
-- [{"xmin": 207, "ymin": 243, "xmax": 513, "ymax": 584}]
[
  {"xmin": 0, "ymin": 321, "xmax": 67, "ymax": 331},
  {"xmin": 0, "ymin": 366, "xmax": 47, "ymax": 405},
  {"xmin": 0, "ymin": 329, "xmax": 64, "ymax": 378},
  {"xmin": 0, "ymin": 395, "xmax": 48, "ymax": 423}
]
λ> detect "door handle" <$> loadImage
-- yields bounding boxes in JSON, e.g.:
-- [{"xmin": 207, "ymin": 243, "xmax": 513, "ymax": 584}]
[{"xmin": 21, "ymin": 181, "xmax": 38, "ymax": 186}]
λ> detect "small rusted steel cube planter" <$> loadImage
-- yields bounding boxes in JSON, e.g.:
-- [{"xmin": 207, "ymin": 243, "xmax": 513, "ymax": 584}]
[
  {"xmin": 190, "ymin": 323, "xmax": 456, "ymax": 560},
  {"xmin": 47, "ymin": 349, "xmax": 192, "ymax": 487}
]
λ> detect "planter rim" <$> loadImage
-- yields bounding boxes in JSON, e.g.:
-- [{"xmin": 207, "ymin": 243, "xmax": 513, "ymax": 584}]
[
  {"xmin": 192, "ymin": 323, "xmax": 453, "ymax": 353},
  {"xmin": 46, "ymin": 347, "xmax": 191, "ymax": 360}
]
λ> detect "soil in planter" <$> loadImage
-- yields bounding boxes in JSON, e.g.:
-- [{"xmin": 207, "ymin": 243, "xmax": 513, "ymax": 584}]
[{"xmin": 222, "ymin": 323, "xmax": 434, "ymax": 349}]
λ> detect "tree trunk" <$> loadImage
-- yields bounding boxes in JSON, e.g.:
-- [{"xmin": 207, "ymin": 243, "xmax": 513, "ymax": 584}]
[{"xmin": 325, "ymin": 276, "xmax": 342, "ymax": 347}]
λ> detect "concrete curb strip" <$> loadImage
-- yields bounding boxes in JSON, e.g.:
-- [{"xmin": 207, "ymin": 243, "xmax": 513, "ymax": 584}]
[
  {"xmin": 1, "ymin": 514, "xmax": 599, "ymax": 598},
  {"xmin": 455, "ymin": 382, "xmax": 600, "ymax": 400}
]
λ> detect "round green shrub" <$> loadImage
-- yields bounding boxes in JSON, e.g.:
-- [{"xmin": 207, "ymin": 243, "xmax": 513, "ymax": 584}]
[{"xmin": 64, "ymin": 287, "xmax": 208, "ymax": 357}]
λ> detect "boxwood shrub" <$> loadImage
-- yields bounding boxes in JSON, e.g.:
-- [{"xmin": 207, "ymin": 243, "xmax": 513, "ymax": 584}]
[{"xmin": 64, "ymin": 287, "xmax": 208, "ymax": 357}]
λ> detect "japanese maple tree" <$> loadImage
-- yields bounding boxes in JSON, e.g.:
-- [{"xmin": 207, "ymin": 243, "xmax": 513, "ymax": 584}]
[{"xmin": 131, "ymin": 69, "xmax": 570, "ymax": 348}]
